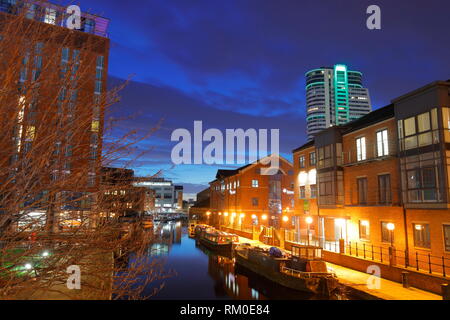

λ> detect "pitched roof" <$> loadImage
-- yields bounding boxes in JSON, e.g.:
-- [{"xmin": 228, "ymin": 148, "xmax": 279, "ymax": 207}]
[{"xmin": 292, "ymin": 140, "xmax": 314, "ymax": 153}]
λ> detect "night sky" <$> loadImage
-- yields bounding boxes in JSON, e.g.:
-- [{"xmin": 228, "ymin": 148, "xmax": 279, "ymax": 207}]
[{"xmin": 73, "ymin": 0, "xmax": 450, "ymax": 198}]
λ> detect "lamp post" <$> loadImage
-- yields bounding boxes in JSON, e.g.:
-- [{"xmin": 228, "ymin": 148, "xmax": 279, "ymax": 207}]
[
  {"xmin": 387, "ymin": 222, "xmax": 396, "ymax": 266},
  {"xmin": 335, "ymin": 218, "xmax": 346, "ymax": 254},
  {"xmin": 305, "ymin": 216, "xmax": 313, "ymax": 246}
]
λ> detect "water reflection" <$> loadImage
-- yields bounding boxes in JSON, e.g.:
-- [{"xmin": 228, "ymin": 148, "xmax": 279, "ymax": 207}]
[{"xmin": 141, "ymin": 222, "xmax": 331, "ymax": 300}]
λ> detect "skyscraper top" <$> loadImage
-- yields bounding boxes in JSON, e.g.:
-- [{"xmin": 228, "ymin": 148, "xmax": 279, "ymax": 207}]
[{"xmin": 305, "ymin": 64, "xmax": 372, "ymax": 140}]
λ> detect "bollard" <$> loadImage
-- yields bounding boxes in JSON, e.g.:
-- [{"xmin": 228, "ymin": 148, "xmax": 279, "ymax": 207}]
[
  {"xmin": 442, "ymin": 284, "xmax": 450, "ymax": 301},
  {"xmin": 401, "ymin": 271, "xmax": 410, "ymax": 288},
  {"xmin": 339, "ymin": 238, "xmax": 345, "ymax": 254}
]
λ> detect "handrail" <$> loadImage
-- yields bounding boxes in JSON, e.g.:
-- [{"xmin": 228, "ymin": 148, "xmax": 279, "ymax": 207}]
[{"xmin": 280, "ymin": 266, "xmax": 336, "ymax": 279}]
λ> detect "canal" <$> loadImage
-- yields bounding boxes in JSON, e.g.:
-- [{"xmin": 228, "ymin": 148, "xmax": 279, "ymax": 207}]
[{"xmin": 137, "ymin": 222, "xmax": 345, "ymax": 300}]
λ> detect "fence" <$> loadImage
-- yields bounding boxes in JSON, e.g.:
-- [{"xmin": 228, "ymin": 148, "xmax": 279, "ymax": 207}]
[
  {"xmin": 346, "ymin": 241, "xmax": 450, "ymax": 277},
  {"xmin": 284, "ymin": 230, "xmax": 450, "ymax": 278}
]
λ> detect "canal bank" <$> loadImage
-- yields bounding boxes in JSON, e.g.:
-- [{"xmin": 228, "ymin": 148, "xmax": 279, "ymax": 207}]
[{"xmin": 233, "ymin": 235, "xmax": 442, "ymax": 300}]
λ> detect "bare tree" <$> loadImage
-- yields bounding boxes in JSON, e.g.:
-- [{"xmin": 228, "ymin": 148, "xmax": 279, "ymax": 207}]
[{"xmin": 0, "ymin": 1, "xmax": 169, "ymax": 300}]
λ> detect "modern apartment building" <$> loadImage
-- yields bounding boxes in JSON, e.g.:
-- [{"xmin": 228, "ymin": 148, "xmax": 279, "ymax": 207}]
[
  {"xmin": 293, "ymin": 80, "xmax": 450, "ymax": 267},
  {"xmin": 133, "ymin": 177, "xmax": 183, "ymax": 214},
  {"xmin": 306, "ymin": 64, "xmax": 372, "ymax": 140},
  {"xmin": 209, "ymin": 155, "xmax": 294, "ymax": 230},
  {"xmin": 0, "ymin": 1, "xmax": 110, "ymax": 231}
]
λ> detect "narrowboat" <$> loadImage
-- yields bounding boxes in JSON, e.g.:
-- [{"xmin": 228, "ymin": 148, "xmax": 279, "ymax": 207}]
[
  {"xmin": 198, "ymin": 228, "xmax": 239, "ymax": 252},
  {"xmin": 234, "ymin": 244, "xmax": 339, "ymax": 297}
]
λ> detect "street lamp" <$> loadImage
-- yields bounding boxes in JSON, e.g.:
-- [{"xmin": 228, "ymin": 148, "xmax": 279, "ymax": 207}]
[
  {"xmin": 306, "ymin": 216, "xmax": 313, "ymax": 245},
  {"xmin": 387, "ymin": 222, "xmax": 395, "ymax": 246},
  {"xmin": 335, "ymin": 218, "xmax": 346, "ymax": 253}
]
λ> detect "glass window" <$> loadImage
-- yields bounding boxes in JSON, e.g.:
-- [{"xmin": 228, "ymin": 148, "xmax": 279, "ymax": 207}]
[
  {"xmin": 378, "ymin": 174, "xmax": 391, "ymax": 204},
  {"xmin": 359, "ymin": 220, "xmax": 370, "ymax": 240},
  {"xmin": 300, "ymin": 186, "xmax": 306, "ymax": 199},
  {"xmin": 376, "ymin": 129, "xmax": 389, "ymax": 157},
  {"xmin": 44, "ymin": 8, "xmax": 56, "ymax": 25},
  {"xmin": 444, "ymin": 225, "xmax": 450, "ymax": 252},
  {"xmin": 413, "ymin": 224, "xmax": 430, "ymax": 248},
  {"xmin": 252, "ymin": 180, "xmax": 259, "ymax": 188},
  {"xmin": 417, "ymin": 112, "xmax": 430, "ymax": 133},
  {"xmin": 357, "ymin": 178, "xmax": 367, "ymax": 205},
  {"xmin": 356, "ymin": 137, "xmax": 366, "ymax": 161},
  {"xmin": 309, "ymin": 152, "xmax": 316, "ymax": 166},
  {"xmin": 299, "ymin": 155, "xmax": 305, "ymax": 168},
  {"xmin": 381, "ymin": 222, "xmax": 394, "ymax": 243},
  {"xmin": 252, "ymin": 198, "xmax": 259, "ymax": 206},
  {"xmin": 404, "ymin": 117, "xmax": 416, "ymax": 136},
  {"xmin": 310, "ymin": 185, "xmax": 317, "ymax": 198}
]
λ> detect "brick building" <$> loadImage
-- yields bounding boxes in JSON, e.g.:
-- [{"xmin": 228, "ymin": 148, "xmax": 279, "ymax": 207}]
[
  {"xmin": 209, "ymin": 155, "xmax": 294, "ymax": 230},
  {"xmin": 292, "ymin": 80, "xmax": 450, "ymax": 267},
  {"xmin": 0, "ymin": 1, "xmax": 110, "ymax": 231}
]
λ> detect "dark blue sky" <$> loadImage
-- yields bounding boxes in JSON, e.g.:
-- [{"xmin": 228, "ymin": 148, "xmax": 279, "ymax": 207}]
[{"xmin": 74, "ymin": 0, "xmax": 450, "ymax": 197}]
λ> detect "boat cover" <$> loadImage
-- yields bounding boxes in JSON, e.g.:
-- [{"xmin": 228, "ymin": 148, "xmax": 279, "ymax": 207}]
[{"xmin": 269, "ymin": 247, "xmax": 283, "ymax": 258}]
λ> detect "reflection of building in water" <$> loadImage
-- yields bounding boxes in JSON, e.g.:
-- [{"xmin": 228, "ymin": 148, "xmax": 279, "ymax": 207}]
[
  {"xmin": 150, "ymin": 222, "xmax": 183, "ymax": 255},
  {"xmin": 206, "ymin": 254, "xmax": 263, "ymax": 300}
]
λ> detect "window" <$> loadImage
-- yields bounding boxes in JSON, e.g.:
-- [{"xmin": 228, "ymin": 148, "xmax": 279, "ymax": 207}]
[
  {"xmin": 376, "ymin": 129, "xmax": 389, "ymax": 157},
  {"xmin": 356, "ymin": 137, "xmax": 366, "ymax": 161},
  {"xmin": 381, "ymin": 222, "xmax": 394, "ymax": 243},
  {"xmin": 252, "ymin": 198, "xmax": 259, "ymax": 206},
  {"xmin": 406, "ymin": 167, "xmax": 438, "ymax": 202},
  {"xmin": 444, "ymin": 225, "xmax": 450, "ymax": 252},
  {"xmin": 357, "ymin": 178, "xmax": 368, "ymax": 205},
  {"xmin": 252, "ymin": 180, "xmax": 259, "ymax": 188},
  {"xmin": 309, "ymin": 152, "xmax": 316, "ymax": 166},
  {"xmin": 299, "ymin": 156, "xmax": 305, "ymax": 168},
  {"xmin": 44, "ymin": 8, "xmax": 56, "ymax": 25},
  {"xmin": 310, "ymin": 185, "xmax": 317, "ymax": 198},
  {"xmin": 413, "ymin": 224, "xmax": 430, "ymax": 248},
  {"xmin": 378, "ymin": 174, "xmax": 391, "ymax": 204},
  {"xmin": 299, "ymin": 186, "xmax": 306, "ymax": 199},
  {"xmin": 359, "ymin": 220, "xmax": 370, "ymax": 240}
]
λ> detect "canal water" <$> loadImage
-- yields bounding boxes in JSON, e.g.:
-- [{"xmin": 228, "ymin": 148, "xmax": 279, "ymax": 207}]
[{"xmin": 139, "ymin": 222, "xmax": 341, "ymax": 300}]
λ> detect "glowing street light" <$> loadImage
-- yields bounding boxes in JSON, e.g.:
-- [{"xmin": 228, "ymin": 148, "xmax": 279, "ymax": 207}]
[
  {"xmin": 387, "ymin": 223, "xmax": 395, "ymax": 246},
  {"xmin": 282, "ymin": 216, "xmax": 289, "ymax": 222},
  {"xmin": 262, "ymin": 214, "xmax": 268, "ymax": 221},
  {"xmin": 24, "ymin": 263, "xmax": 32, "ymax": 270}
]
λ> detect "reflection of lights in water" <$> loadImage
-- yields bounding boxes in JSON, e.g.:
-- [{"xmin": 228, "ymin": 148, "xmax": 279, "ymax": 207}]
[{"xmin": 251, "ymin": 289, "xmax": 259, "ymax": 300}]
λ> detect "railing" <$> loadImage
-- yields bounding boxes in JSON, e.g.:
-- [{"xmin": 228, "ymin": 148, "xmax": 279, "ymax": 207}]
[
  {"xmin": 280, "ymin": 266, "xmax": 336, "ymax": 279},
  {"xmin": 345, "ymin": 241, "xmax": 450, "ymax": 277},
  {"xmin": 284, "ymin": 231, "xmax": 450, "ymax": 277}
]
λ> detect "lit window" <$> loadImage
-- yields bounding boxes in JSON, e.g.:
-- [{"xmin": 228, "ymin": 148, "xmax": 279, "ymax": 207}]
[
  {"xmin": 91, "ymin": 121, "xmax": 100, "ymax": 132},
  {"xmin": 310, "ymin": 185, "xmax": 317, "ymax": 198},
  {"xmin": 299, "ymin": 186, "xmax": 306, "ymax": 199},
  {"xmin": 413, "ymin": 224, "xmax": 430, "ymax": 248},
  {"xmin": 44, "ymin": 8, "xmax": 56, "ymax": 25},
  {"xmin": 299, "ymin": 156, "xmax": 305, "ymax": 168},
  {"xmin": 252, "ymin": 180, "xmax": 259, "ymax": 188},
  {"xmin": 359, "ymin": 220, "xmax": 370, "ymax": 240},
  {"xmin": 356, "ymin": 137, "xmax": 366, "ymax": 161},
  {"xmin": 376, "ymin": 129, "xmax": 389, "ymax": 157}
]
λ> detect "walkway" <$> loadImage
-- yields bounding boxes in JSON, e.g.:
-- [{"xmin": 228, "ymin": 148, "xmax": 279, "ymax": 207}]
[{"xmin": 235, "ymin": 236, "xmax": 442, "ymax": 300}]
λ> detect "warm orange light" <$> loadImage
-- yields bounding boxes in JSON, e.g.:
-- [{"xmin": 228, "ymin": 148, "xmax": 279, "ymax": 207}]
[
  {"xmin": 251, "ymin": 214, "xmax": 257, "ymax": 219},
  {"xmin": 218, "ymin": 212, "xmax": 222, "ymax": 216},
  {"xmin": 232, "ymin": 212, "xmax": 237, "ymax": 217},
  {"xmin": 282, "ymin": 216, "xmax": 289, "ymax": 222},
  {"xmin": 224, "ymin": 212, "xmax": 229, "ymax": 217},
  {"xmin": 240, "ymin": 213, "xmax": 245, "ymax": 218},
  {"xmin": 361, "ymin": 220, "xmax": 369, "ymax": 227},
  {"xmin": 415, "ymin": 224, "xmax": 423, "ymax": 231},
  {"xmin": 387, "ymin": 223, "xmax": 395, "ymax": 231},
  {"xmin": 305, "ymin": 216, "xmax": 313, "ymax": 224},
  {"xmin": 262, "ymin": 214, "xmax": 268, "ymax": 220},
  {"xmin": 335, "ymin": 218, "xmax": 345, "ymax": 227},
  {"xmin": 206, "ymin": 211, "xmax": 211, "ymax": 216}
]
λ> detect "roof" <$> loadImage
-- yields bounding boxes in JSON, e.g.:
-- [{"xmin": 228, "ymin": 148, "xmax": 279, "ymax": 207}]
[
  {"xmin": 341, "ymin": 104, "xmax": 394, "ymax": 134},
  {"xmin": 292, "ymin": 140, "xmax": 315, "ymax": 153},
  {"xmin": 191, "ymin": 197, "xmax": 210, "ymax": 209}
]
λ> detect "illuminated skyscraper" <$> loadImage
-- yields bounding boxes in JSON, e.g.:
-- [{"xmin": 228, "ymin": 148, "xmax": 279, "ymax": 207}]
[{"xmin": 305, "ymin": 64, "xmax": 372, "ymax": 140}]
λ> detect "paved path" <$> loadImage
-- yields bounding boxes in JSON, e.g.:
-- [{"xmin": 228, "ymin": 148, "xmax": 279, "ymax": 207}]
[{"xmin": 236, "ymin": 236, "xmax": 441, "ymax": 300}]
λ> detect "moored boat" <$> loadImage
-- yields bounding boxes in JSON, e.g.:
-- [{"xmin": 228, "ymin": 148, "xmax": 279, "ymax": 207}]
[
  {"xmin": 197, "ymin": 228, "xmax": 239, "ymax": 252},
  {"xmin": 234, "ymin": 244, "xmax": 339, "ymax": 297}
]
